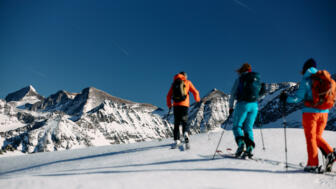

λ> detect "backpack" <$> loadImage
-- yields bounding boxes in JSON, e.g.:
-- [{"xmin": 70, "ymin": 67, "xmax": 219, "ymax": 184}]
[
  {"xmin": 237, "ymin": 72, "xmax": 262, "ymax": 102},
  {"xmin": 304, "ymin": 70, "xmax": 336, "ymax": 110},
  {"xmin": 172, "ymin": 79, "xmax": 187, "ymax": 102}
]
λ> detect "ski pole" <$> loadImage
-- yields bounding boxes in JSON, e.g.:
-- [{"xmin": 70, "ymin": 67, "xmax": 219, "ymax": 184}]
[
  {"xmin": 212, "ymin": 129, "xmax": 225, "ymax": 160},
  {"xmin": 212, "ymin": 114, "xmax": 232, "ymax": 160},
  {"xmin": 281, "ymin": 102, "xmax": 289, "ymax": 171},
  {"xmin": 259, "ymin": 128, "xmax": 266, "ymax": 151},
  {"xmin": 258, "ymin": 114, "xmax": 266, "ymax": 151}
]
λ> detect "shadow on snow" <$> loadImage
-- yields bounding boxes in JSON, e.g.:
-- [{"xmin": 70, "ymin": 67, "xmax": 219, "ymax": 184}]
[{"xmin": 0, "ymin": 143, "xmax": 172, "ymax": 177}]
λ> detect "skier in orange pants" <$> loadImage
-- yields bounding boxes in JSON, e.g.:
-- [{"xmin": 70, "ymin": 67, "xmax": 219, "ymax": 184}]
[
  {"xmin": 280, "ymin": 58, "xmax": 336, "ymax": 173},
  {"xmin": 302, "ymin": 113, "xmax": 332, "ymax": 167}
]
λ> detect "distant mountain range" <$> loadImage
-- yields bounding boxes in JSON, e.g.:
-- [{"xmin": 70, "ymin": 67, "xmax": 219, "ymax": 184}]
[{"xmin": 1, "ymin": 75, "xmax": 335, "ymax": 155}]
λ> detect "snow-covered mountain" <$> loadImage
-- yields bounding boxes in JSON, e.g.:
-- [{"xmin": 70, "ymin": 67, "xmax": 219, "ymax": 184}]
[
  {"xmin": 5, "ymin": 85, "xmax": 44, "ymax": 108},
  {"xmin": 1, "ymin": 78, "xmax": 336, "ymax": 155},
  {"xmin": 188, "ymin": 89, "xmax": 231, "ymax": 133},
  {"xmin": 29, "ymin": 87, "xmax": 157, "ymax": 118},
  {"xmin": 0, "ymin": 86, "xmax": 172, "ymax": 154}
]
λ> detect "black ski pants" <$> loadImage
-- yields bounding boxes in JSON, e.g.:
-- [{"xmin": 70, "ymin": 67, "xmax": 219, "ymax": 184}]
[{"xmin": 173, "ymin": 106, "xmax": 189, "ymax": 141}]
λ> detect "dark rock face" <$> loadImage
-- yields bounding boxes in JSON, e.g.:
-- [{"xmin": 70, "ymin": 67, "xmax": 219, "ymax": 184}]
[{"xmin": 5, "ymin": 85, "xmax": 44, "ymax": 102}]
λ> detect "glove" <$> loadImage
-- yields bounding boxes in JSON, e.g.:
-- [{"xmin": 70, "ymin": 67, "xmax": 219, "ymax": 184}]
[
  {"xmin": 279, "ymin": 91, "xmax": 288, "ymax": 104},
  {"xmin": 260, "ymin": 83, "xmax": 266, "ymax": 95},
  {"xmin": 229, "ymin": 108, "xmax": 234, "ymax": 116},
  {"xmin": 255, "ymin": 115, "xmax": 262, "ymax": 128}
]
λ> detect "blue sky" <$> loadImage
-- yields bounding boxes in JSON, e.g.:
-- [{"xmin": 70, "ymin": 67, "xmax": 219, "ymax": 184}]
[{"xmin": 1, "ymin": 0, "xmax": 335, "ymax": 109}]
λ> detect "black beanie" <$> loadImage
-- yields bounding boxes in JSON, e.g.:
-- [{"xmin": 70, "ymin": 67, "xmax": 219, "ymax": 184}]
[{"xmin": 302, "ymin": 58, "xmax": 317, "ymax": 74}]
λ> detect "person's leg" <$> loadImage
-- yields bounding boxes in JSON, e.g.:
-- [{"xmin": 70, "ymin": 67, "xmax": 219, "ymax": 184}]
[
  {"xmin": 302, "ymin": 113, "xmax": 318, "ymax": 166},
  {"xmin": 180, "ymin": 106, "xmax": 189, "ymax": 143},
  {"xmin": 243, "ymin": 103, "xmax": 258, "ymax": 155},
  {"xmin": 233, "ymin": 102, "xmax": 248, "ymax": 156},
  {"xmin": 173, "ymin": 106, "xmax": 182, "ymax": 141},
  {"xmin": 316, "ymin": 113, "xmax": 333, "ymax": 155},
  {"xmin": 233, "ymin": 102, "xmax": 248, "ymax": 139},
  {"xmin": 316, "ymin": 113, "xmax": 335, "ymax": 172}
]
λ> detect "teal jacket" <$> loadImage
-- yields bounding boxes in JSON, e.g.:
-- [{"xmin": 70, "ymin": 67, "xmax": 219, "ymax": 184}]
[
  {"xmin": 229, "ymin": 77, "xmax": 240, "ymax": 109},
  {"xmin": 229, "ymin": 72, "xmax": 249, "ymax": 109},
  {"xmin": 286, "ymin": 67, "xmax": 329, "ymax": 113}
]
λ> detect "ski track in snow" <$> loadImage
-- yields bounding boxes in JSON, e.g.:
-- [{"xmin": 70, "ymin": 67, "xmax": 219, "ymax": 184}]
[{"xmin": 0, "ymin": 128, "xmax": 335, "ymax": 189}]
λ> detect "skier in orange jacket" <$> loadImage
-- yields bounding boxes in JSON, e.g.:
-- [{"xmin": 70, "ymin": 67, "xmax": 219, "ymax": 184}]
[{"xmin": 167, "ymin": 72, "xmax": 200, "ymax": 149}]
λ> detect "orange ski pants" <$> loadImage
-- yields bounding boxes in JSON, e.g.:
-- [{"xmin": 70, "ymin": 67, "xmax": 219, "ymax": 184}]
[{"xmin": 302, "ymin": 113, "xmax": 333, "ymax": 166}]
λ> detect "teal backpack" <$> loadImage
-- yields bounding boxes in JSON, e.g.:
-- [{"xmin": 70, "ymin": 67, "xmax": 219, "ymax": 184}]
[{"xmin": 237, "ymin": 72, "xmax": 262, "ymax": 102}]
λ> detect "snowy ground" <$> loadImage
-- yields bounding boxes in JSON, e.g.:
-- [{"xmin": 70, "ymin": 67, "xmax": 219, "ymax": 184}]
[{"xmin": 0, "ymin": 128, "xmax": 335, "ymax": 189}]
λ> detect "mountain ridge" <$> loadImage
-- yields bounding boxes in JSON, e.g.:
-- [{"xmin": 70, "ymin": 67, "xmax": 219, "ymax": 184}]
[
  {"xmin": 0, "ymin": 86, "xmax": 171, "ymax": 154},
  {"xmin": 0, "ymin": 79, "xmax": 335, "ymax": 155}
]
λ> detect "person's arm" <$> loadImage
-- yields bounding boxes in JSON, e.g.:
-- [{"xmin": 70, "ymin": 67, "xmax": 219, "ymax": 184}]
[
  {"xmin": 259, "ymin": 83, "xmax": 266, "ymax": 97},
  {"xmin": 287, "ymin": 79, "xmax": 309, "ymax": 104},
  {"xmin": 166, "ymin": 86, "xmax": 173, "ymax": 108},
  {"xmin": 229, "ymin": 78, "xmax": 239, "ymax": 109},
  {"xmin": 188, "ymin": 81, "xmax": 200, "ymax": 102}
]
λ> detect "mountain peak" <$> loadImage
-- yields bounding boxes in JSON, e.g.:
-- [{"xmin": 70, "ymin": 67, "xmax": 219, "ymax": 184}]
[
  {"xmin": 201, "ymin": 88, "xmax": 228, "ymax": 102},
  {"xmin": 83, "ymin": 86, "xmax": 98, "ymax": 92},
  {"xmin": 5, "ymin": 85, "xmax": 43, "ymax": 102},
  {"xmin": 80, "ymin": 87, "xmax": 157, "ymax": 112},
  {"xmin": 28, "ymin": 85, "xmax": 37, "ymax": 93},
  {"xmin": 81, "ymin": 87, "xmax": 134, "ymax": 105}
]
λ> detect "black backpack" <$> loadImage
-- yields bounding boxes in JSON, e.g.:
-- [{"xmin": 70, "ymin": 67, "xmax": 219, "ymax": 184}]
[
  {"xmin": 172, "ymin": 79, "xmax": 187, "ymax": 102},
  {"xmin": 237, "ymin": 72, "xmax": 262, "ymax": 102}
]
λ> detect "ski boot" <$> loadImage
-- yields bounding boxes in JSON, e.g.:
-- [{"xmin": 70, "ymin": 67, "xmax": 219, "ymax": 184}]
[
  {"xmin": 303, "ymin": 165, "xmax": 324, "ymax": 174},
  {"xmin": 184, "ymin": 132, "xmax": 190, "ymax": 150},
  {"xmin": 325, "ymin": 148, "xmax": 336, "ymax": 172},
  {"xmin": 235, "ymin": 139, "xmax": 245, "ymax": 158},
  {"xmin": 242, "ymin": 145, "xmax": 253, "ymax": 159},
  {"xmin": 171, "ymin": 140, "xmax": 181, "ymax": 149}
]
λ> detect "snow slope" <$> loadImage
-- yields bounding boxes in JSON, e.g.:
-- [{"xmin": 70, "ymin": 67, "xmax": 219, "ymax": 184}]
[{"xmin": 1, "ymin": 128, "xmax": 335, "ymax": 189}]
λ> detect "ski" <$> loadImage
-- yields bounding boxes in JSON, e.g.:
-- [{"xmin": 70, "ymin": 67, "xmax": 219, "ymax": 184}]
[
  {"xmin": 215, "ymin": 149, "xmax": 336, "ymax": 175},
  {"xmin": 170, "ymin": 142, "xmax": 182, "ymax": 150},
  {"xmin": 298, "ymin": 162, "xmax": 336, "ymax": 175},
  {"xmin": 215, "ymin": 149, "xmax": 302, "ymax": 169}
]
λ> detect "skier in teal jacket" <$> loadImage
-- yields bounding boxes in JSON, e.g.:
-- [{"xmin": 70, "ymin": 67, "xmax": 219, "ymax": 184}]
[{"xmin": 229, "ymin": 63, "xmax": 265, "ymax": 158}]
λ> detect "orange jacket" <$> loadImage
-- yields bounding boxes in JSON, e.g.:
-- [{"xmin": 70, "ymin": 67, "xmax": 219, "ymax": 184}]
[{"xmin": 166, "ymin": 74, "xmax": 200, "ymax": 108}]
